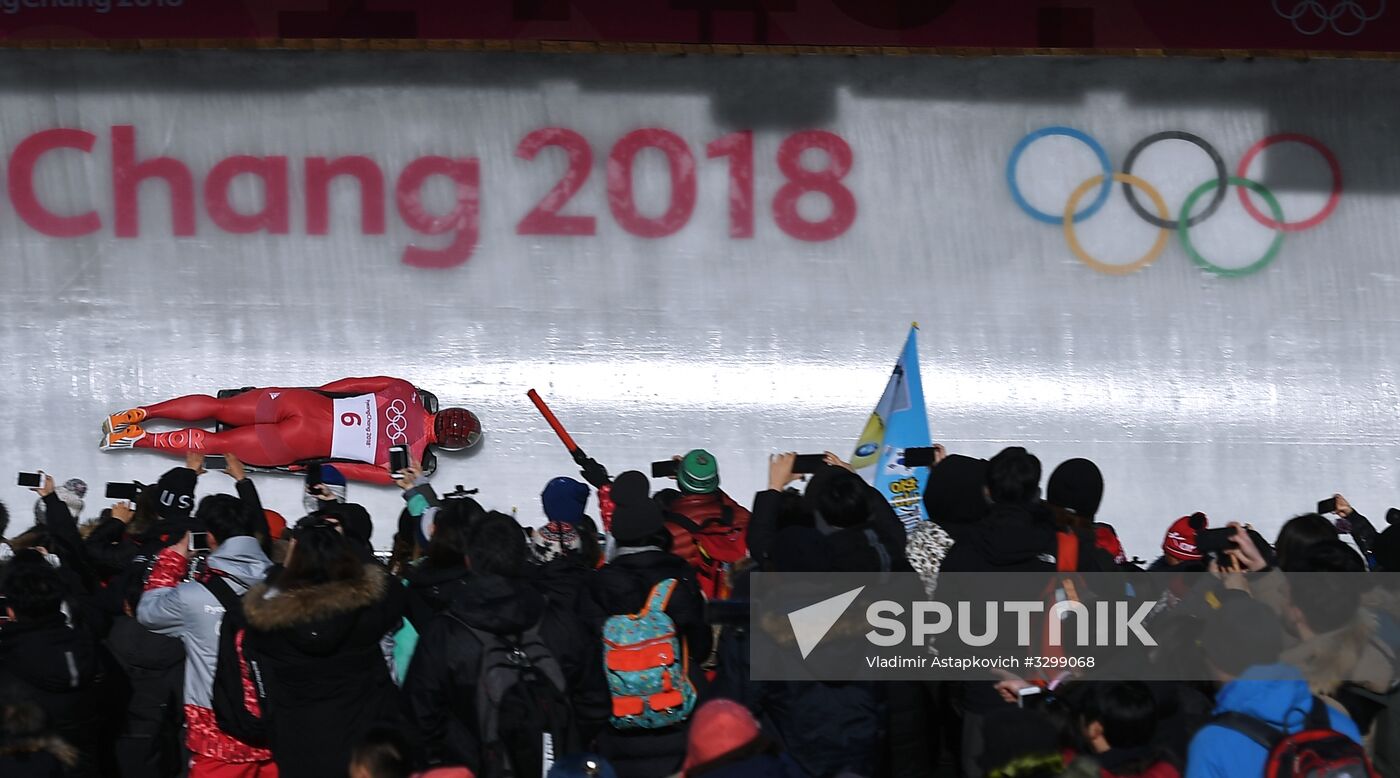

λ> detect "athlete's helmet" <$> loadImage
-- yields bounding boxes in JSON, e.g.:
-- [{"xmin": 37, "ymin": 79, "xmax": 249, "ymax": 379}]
[{"xmin": 433, "ymin": 408, "xmax": 482, "ymax": 451}]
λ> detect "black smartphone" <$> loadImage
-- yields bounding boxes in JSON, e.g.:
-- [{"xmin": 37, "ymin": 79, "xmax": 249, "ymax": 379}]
[
  {"xmin": 388, "ymin": 445, "xmax": 411, "ymax": 475},
  {"xmin": 16, "ymin": 472, "xmax": 42, "ymax": 488},
  {"xmin": 1196, "ymin": 527, "xmax": 1238, "ymax": 557},
  {"xmin": 791, "ymin": 454, "xmax": 828, "ymax": 474},
  {"xmin": 651, "ymin": 460, "xmax": 679, "ymax": 479},
  {"xmin": 1318, "ymin": 497, "xmax": 1339, "ymax": 515},
  {"xmin": 106, "ymin": 482, "xmax": 141, "ymax": 501},
  {"xmin": 188, "ymin": 532, "xmax": 210, "ymax": 554},
  {"xmin": 903, "ymin": 447, "xmax": 940, "ymax": 468},
  {"xmin": 203, "ymin": 454, "xmax": 228, "ymax": 471},
  {"xmin": 304, "ymin": 464, "xmax": 323, "ymax": 493}
]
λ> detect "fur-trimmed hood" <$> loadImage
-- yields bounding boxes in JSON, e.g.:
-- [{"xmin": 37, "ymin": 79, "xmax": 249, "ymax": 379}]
[
  {"xmin": 0, "ymin": 735, "xmax": 79, "ymax": 767},
  {"xmin": 243, "ymin": 563, "xmax": 388, "ymax": 632},
  {"xmin": 1281, "ymin": 609, "xmax": 1396, "ymax": 695}
]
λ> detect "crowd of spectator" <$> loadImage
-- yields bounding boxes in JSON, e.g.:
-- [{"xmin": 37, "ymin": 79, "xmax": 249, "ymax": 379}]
[{"xmin": 2, "ymin": 441, "xmax": 1398, "ymax": 778}]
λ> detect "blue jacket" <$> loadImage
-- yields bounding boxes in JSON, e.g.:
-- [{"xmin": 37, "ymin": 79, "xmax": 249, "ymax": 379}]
[{"xmin": 1186, "ymin": 664, "xmax": 1362, "ymax": 778}]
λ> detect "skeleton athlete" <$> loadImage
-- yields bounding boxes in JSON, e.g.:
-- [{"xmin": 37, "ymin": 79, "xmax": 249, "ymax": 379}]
[{"xmin": 100, "ymin": 376, "xmax": 481, "ymax": 484}]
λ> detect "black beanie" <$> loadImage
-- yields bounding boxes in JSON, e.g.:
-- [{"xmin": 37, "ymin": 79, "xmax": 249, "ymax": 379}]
[
  {"xmin": 611, "ymin": 470, "xmax": 651, "ymax": 507},
  {"xmin": 611, "ymin": 500, "xmax": 665, "ymax": 546},
  {"xmin": 923, "ymin": 455, "xmax": 990, "ymax": 529},
  {"xmin": 154, "ymin": 467, "xmax": 198, "ymax": 522},
  {"xmin": 318, "ymin": 502, "xmax": 373, "ymax": 546},
  {"xmin": 1047, "ymin": 458, "xmax": 1104, "ymax": 519}
]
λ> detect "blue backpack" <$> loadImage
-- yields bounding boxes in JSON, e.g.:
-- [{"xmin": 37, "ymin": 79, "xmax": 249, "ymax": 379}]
[{"xmin": 602, "ymin": 578, "xmax": 697, "ymax": 729}]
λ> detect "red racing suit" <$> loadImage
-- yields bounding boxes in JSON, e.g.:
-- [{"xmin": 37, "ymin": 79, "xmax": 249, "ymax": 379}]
[{"xmin": 133, "ymin": 376, "xmax": 432, "ymax": 484}]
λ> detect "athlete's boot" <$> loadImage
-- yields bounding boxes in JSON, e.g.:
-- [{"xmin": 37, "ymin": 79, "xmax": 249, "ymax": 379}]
[
  {"xmin": 103, "ymin": 409, "xmax": 147, "ymax": 434},
  {"xmin": 100, "ymin": 425, "xmax": 146, "ymax": 451}
]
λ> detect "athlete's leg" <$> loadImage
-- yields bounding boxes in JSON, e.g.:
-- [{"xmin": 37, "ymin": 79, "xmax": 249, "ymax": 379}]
[
  {"xmin": 132, "ymin": 424, "xmax": 322, "ymax": 467},
  {"xmin": 139, "ymin": 391, "xmax": 273, "ymax": 427}
]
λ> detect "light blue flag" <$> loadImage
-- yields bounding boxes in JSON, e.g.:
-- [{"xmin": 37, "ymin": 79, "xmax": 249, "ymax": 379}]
[{"xmin": 851, "ymin": 325, "xmax": 932, "ymax": 531}]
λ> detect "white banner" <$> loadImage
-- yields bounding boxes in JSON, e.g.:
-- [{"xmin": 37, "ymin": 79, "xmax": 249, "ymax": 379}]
[{"xmin": 1, "ymin": 51, "xmax": 1395, "ymax": 556}]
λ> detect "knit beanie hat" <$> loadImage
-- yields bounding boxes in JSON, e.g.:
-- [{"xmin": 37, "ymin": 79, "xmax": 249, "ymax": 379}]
[
  {"xmin": 530, "ymin": 522, "xmax": 582, "ymax": 563},
  {"xmin": 683, "ymin": 699, "xmax": 763, "ymax": 771},
  {"xmin": 33, "ymin": 478, "xmax": 87, "ymax": 525},
  {"xmin": 922, "ymin": 454, "xmax": 989, "ymax": 528},
  {"xmin": 611, "ymin": 470, "xmax": 651, "ymax": 507},
  {"xmin": 1047, "ymin": 458, "xmax": 1104, "ymax": 519},
  {"xmin": 611, "ymin": 500, "xmax": 665, "ymax": 546},
  {"xmin": 1201, "ymin": 594, "xmax": 1284, "ymax": 676},
  {"xmin": 541, "ymin": 477, "xmax": 589, "ymax": 526},
  {"xmin": 1163, "ymin": 512, "xmax": 1208, "ymax": 561},
  {"xmin": 677, "ymin": 449, "xmax": 720, "ymax": 495},
  {"xmin": 154, "ymin": 468, "xmax": 198, "ymax": 522},
  {"xmin": 1094, "ymin": 523, "xmax": 1127, "ymax": 565}
]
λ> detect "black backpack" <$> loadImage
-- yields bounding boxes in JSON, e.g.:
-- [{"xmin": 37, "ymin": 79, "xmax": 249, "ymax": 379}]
[
  {"xmin": 447, "ymin": 613, "xmax": 576, "ymax": 778},
  {"xmin": 201, "ymin": 576, "xmax": 270, "ymax": 748}
]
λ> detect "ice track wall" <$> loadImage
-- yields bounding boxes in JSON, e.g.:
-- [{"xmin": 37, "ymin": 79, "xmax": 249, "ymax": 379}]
[{"xmin": 0, "ymin": 51, "xmax": 1397, "ymax": 557}]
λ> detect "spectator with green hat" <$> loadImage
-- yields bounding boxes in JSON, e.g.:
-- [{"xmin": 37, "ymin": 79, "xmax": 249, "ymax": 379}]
[{"xmin": 659, "ymin": 449, "xmax": 750, "ymax": 600}]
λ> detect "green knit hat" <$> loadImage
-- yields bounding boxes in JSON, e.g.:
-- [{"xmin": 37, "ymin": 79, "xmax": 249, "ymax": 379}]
[{"xmin": 677, "ymin": 449, "xmax": 720, "ymax": 494}]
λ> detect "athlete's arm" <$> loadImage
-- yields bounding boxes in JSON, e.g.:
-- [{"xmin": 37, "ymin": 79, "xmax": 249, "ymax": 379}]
[{"xmin": 316, "ymin": 376, "xmax": 408, "ymax": 395}]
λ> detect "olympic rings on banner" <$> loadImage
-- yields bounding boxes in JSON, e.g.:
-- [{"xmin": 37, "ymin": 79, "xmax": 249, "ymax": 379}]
[
  {"xmin": 1064, "ymin": 173, "xmax": 1171, "ymax": 275},
  {"xmin": 1272, "ymin": 0, "xmax": 1385, "ymax": 36},
  {"xmin": 1007, "ymin": 127, "xmax": 1342, "ymax": 277},
  {"xmin": 1006, "ymin": 126, "xmax": 1112, "ymax": 224}
]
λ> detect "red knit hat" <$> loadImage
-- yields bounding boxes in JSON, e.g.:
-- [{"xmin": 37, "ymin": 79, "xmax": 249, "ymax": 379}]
[
  {"xmin": 1163, "ymin": 513, "xmax": 1208, "ymax": 561},
  {"xmin": 683, "ymin": 700, "xmax": 761, "ymax": 772},
  {"xmin": 1094, "ymin": 524, "xmax": 1126, "ymax": 565}
]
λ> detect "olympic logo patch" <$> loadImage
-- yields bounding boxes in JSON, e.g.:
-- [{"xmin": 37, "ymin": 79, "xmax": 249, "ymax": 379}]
[{"xmin": 1006, "ymin": 127, "xmax": 1342, "ymax": 277}]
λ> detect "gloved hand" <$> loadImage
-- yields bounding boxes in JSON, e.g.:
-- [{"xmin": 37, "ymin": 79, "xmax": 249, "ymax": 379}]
[{"xmin": 574, "ymin": 451, "xmax": 611, "ymax": 488}]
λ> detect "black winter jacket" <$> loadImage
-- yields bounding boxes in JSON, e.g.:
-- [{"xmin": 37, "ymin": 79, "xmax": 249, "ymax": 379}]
[
  {"xmin": 402, "ymin": 562, "xmax": 472, "ymax": 632},
  {"xmin": 402, "ymin": 573, "xmax": 608, "ymax": 772},
  {"xmin": 243, "ymin": 564, "xmax": 408, "ymax": 778},
  {"xmin": 0, "ymin": 614, "xmax": 103, "ymax": 777}
]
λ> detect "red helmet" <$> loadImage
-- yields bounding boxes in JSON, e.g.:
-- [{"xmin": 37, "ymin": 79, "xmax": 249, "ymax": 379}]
[{"xmin": 433, "ymin": 407, "xmax": 482, "ymax": 451}]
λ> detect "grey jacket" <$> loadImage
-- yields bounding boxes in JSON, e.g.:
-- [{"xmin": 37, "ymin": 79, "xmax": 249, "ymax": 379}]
[{"xmin": 136, "ymin": 536, "xmax": 272, "ymax": 709}]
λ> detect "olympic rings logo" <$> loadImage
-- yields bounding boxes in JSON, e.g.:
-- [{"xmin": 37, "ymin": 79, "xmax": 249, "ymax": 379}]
[
  {"xmin": 384, "ymin": 399, "xmax": 410, "ymax": 444},
  {"xmin": 1006, "ymin": 127, "xmax": 1343, "ymax": 277},
  {"xmin": 1273, "ymin": 0, "xmax": 1385, "ymax": 36}
]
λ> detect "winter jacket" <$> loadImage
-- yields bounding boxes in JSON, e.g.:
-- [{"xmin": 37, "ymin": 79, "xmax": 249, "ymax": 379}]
[
  {"xmin": 581, "ymin": 549, "xmax": 711, "ymax": 778},
  {"xmin": 402, "ymin": 562, "xmax": 472, "ymax": 632},
  {"xmin": 0, "ymin": 614, "xmax": 103, "ymax": 776},
  {"xmin": 0, "ymin": 730, "xmax": 79, "ymax": 778},
  {"xmin": 747, "ymin": 476, "xmax": 908, "ymax": 571},
  {"xmin": 530, "ymin": 555, "xmax": 593, "ymax": 612},
  {"xmin": 402, "ymin": 572, "xmax": 609, "ymax": 771},
  {"xmin": 136, "ymin": 536, "xmax": 274, "ymax": 762},
  {"xmin": 940, "ymin": 502, "xmax": 1059, "ymax": 574},
  {"xmin": 1185, "ymin": 663, "xmax": 1362, "ymax": 778},
  {"xmin": 104, "ymin": 614, "xmax": 185, "ymax": 777},
  {"xmin": 661, "ymin": 491, "xmax": 751, "ymax": 599},
  {"xmin": 243, "ymin": 563, "xmax": 407, "ymax": 778}
]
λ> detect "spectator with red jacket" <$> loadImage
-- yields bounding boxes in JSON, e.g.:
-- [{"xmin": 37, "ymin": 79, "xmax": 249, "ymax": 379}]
[{"xmin": 657, "ymin": 449, "xmax": 750, "ymax": 600}]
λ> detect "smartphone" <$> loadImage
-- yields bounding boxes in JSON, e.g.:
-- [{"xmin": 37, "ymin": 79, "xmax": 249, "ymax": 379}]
[
  {"xmin": 16, "ymin": 472, "xmax": 43, "ymax": 488},
  {"xmin": 188, "ymin": 532, "xmax": 210, "ymax": 554},
  {"xmin": 791, "ymin": 454, "xmax": 828, "ymax": 474},
  {"xmin": 651, "ymin": 460, "xmax": 679, "ymax": 479},
  {"xmin": 203, "ymin": 454, "xmax": 228, "ymax": 471},
  {"xmin": 388, "ymin": 445, "xmax": 410, "ymax": 475},
  {"xmin": 106, "ymin": 482, "xmax": 141, "ymax": 501},
  {"xmin": 0, "ymin": 595, "xmax": 10, "ymax": 622},
  {"xmin": 305, "ymin": 464, "xmax": 323, "ymax": 493},
  {"xmin": 1017, "ymin": 686, "xmax": 1044, "ymax": 709},
  {"xmin": 1196, "ymin": 527, "xmax": 1238, "ymax": 557},
  {"xmin": 903, "ymin": 447, "xmax": 940, "ymax": 468},
  {"xmin": 1318, "ymin": 497, "xmax": 1339, "ymax": 515}
]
